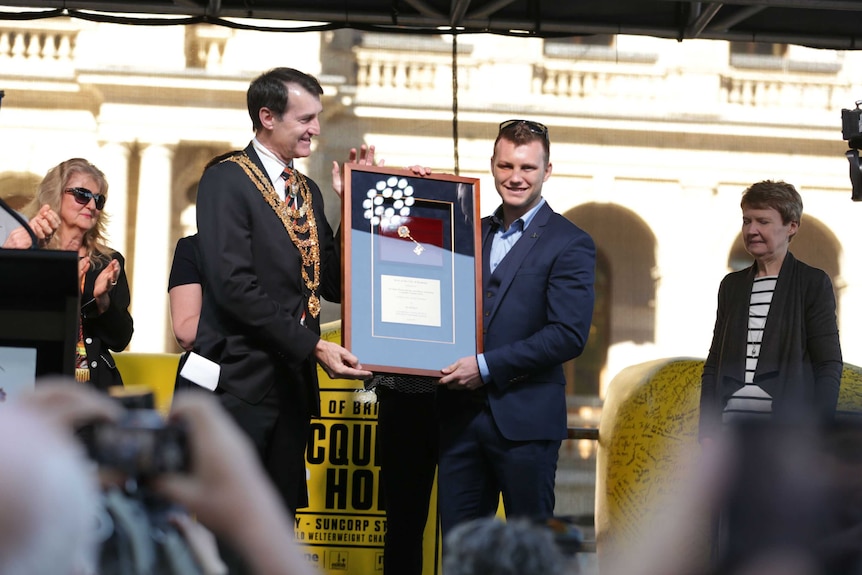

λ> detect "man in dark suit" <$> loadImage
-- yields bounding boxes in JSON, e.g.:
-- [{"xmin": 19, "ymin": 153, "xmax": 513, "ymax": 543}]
[
  {"xmin": 195, "ymin": 67, "xmax": 372, "ymax": 518},
  {"xmin": 437, "ymin": 119, "xmax": 596, "ymax": 536}
]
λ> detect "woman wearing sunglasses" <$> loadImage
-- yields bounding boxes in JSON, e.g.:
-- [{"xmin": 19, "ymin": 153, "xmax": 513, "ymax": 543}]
[{"xmin": 25, "ymin": 158, "xmax": 133, "ymax": 389}]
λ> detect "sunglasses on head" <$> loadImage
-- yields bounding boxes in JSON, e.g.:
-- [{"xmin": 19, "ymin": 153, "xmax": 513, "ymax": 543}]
[
  {"xmin": 65, "ymin": 187, "xmax": 106, "ymax": 210},
  {"xmin": 499, "ymin": 119, "xmax": 549, "ymax": 141}
]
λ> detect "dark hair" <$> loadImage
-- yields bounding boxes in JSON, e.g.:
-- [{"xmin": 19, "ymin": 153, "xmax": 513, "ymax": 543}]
[
  {"xmin": 494, "ymin": 120, "xmax": 550, "ymax": 164},
  {"xmin": 247, "ymin": 67, "xmax": 323, "ymax": 131},
  {"xmin": 741, "ymin": 180, "xmax": 803, "ymax": 225},
  {"xmin": 442, "ymin": 518, "xmax": 567, "ymax": 575}
]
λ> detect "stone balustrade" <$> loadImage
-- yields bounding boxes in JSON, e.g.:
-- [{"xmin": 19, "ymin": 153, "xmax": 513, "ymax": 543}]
[
  {"xmin": 0, "ymin": 25, "xmax": 77, "ymax": 62},
  {"xmin": 184, "ymin": 24, "xmax": 232, "ymax": 70},
  {"xmin": 354, "ymin": 51, "xmax": 479, "ymax": 93},
  {"xmin": 534, "ymin": 59, "xmax": 849, "ymax": 112},
  {"xmin": 356, "ymin": 54, "xmax": 436, "ymax": 91},
  {"xmin": 533, "ymin": 64, "xmax": 667, "ymax": 101},
  {"xmin": 720, "ymin": 73, "xmax": 848, "ymax": 109},
  {"xmin": 353, "ymin": 33, "xmax": 474, "ymax": 94}
]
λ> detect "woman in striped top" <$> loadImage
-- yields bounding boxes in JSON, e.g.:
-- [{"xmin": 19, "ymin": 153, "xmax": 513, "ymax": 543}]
[{"xmin": 699, "ymin": 180, "xmax": 842, "ymax": 439}]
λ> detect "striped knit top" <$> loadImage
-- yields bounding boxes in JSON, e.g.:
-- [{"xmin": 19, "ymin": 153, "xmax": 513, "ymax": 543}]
[{"xmin": 723, "ymin": 275, "xmax": 777, "ymax": 422}]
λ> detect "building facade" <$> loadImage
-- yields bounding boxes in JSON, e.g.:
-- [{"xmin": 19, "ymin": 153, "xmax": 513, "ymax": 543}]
[{"xmin": 1, "ymin": 17, "xmax": 860, "ymax": 406}]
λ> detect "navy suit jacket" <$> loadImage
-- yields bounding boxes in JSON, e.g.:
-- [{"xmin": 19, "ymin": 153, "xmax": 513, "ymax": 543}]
[{"xmin": 441, "ymin": 201, "xmax": 596, "ymax": 442}]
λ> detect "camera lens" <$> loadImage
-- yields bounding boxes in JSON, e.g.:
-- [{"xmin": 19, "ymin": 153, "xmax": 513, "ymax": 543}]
[{"xmin": 87, "ymin": 409, "xmax": 189, "ymax": 478}]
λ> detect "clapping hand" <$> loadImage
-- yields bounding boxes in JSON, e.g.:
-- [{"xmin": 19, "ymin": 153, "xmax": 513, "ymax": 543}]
[
  {"xmin": 80, "ymin": 257, "xmax": 121, "ymax": 314},
  {"xmin": 2, "ymin": 204, "xmax": 60, "ymax": 249}
]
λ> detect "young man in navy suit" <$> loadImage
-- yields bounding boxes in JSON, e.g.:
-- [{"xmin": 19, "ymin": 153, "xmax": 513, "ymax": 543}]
[{"xmin": 437, "ymin": 119, "xmax": 596, "ymax": 537}]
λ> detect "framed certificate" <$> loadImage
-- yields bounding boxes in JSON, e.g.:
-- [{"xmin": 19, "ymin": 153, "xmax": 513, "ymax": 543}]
[{"xmin": 342, "ymin": 164, "xmax": 482, "ymax": 376}]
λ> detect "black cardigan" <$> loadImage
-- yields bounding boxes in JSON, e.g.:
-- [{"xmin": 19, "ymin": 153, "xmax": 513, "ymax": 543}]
[{"xmin": 699, "ymin": 251, "xmax": 842, "ymax": 439}]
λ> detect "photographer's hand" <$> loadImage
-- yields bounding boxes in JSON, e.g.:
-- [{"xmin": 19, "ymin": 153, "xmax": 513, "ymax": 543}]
[
  {"xmin": 154, "ymin": 392, "xmax": 314, "ymax": 575},
  {"xmin": 19, "ymin": 378, "xmax": 122, "ymax": 429},
  {"xmin": 169, "ymin": 512, "xmax": 229, "ymax": 575}
]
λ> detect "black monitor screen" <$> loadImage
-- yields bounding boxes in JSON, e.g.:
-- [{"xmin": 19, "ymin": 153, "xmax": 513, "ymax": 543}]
[{"xmin": 0, "ymin": 248, "xmax": 79, "ymax": 383}]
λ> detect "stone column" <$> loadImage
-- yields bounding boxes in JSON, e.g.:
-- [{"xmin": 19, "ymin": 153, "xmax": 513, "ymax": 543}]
[
  {"xmin": 130, "ymin": 143, "xmax": 174, "ymax": 352},
  {"xmin": 98, "ymin": 142, "xmax": 130, "ymax": 256}
]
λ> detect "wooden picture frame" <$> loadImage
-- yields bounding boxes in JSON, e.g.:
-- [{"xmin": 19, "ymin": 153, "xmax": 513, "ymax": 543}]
[{"xmin": 342, "ymin": 164, "xmax": 482, "ymax": 377}]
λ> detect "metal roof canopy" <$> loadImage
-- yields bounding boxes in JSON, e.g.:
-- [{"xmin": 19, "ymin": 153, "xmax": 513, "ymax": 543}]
[{"xmin": 0, "ymin": 1, "xmax": 861, "ymax": 50}]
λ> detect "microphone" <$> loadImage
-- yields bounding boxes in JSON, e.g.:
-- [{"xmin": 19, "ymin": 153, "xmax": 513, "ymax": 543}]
[{"xmin": 0, "ymin": 196, "xmax": 39, "ymax": 250}]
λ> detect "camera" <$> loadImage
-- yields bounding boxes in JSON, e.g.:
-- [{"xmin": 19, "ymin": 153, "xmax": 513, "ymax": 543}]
[
  {"xmin": 81, "ymin": 389, "xmax": 190, "ymax": 479},
  {"xmin": 87, "ymin": 409, "xmax": 190, "ymax": 478},
  {"xmin": 841, "ymin": 101, "xmax": 862, "ymax": 201},
  {"xmin": 78, "ymin": 390, "xmax": 201, "ymax": 574},
  {"xmin": 842, "ymin": 102, "xmax": 862, "ymax": 149}
]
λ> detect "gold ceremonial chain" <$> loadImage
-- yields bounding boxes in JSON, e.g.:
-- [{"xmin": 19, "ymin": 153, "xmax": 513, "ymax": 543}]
[{"xmin": 225, "ymin": 153, "xmax": 321, "ymax": 318}]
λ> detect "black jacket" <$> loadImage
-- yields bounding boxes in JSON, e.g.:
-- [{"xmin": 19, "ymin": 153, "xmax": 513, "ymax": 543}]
[
  {"xmin": 194, "ymin": 145, "xmax": 340, "ymax": 410},
  {"xmin": 80, "ymin": 251, "xmax": 133, "ymax": 390},
  {"xmin": 699, "ymin": 252, "xmax": 842, "ymax": 439}
]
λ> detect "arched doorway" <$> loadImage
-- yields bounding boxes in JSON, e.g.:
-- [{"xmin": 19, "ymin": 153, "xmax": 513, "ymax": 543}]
[{"xmin": 564, "ymin": 203, "xmax": 658, "ymax": 399}]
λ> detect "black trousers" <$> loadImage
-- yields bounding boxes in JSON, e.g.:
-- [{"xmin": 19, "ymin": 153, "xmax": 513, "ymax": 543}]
[
  {"xmin": 376, "ymin": 387, "xmax": 438, "ymax": 575},
  {"xmin": 216, "ymin": 386, "xmax": 310, "ymax": 575}
]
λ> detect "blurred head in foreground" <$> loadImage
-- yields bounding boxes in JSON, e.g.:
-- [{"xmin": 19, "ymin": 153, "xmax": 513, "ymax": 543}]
[
  {"xmin": 0, "ymin": 405, "xmax": 100, "ymax": 575},
  {"xmin": 443, "ymin": 517, "xmax": 568, "ymax": 575}
]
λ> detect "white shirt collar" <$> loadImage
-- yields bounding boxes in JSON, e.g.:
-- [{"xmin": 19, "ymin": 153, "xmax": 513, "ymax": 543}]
[{"xmin": 252, "ymin": 137, "xmax": 293, "ymax": 201}]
